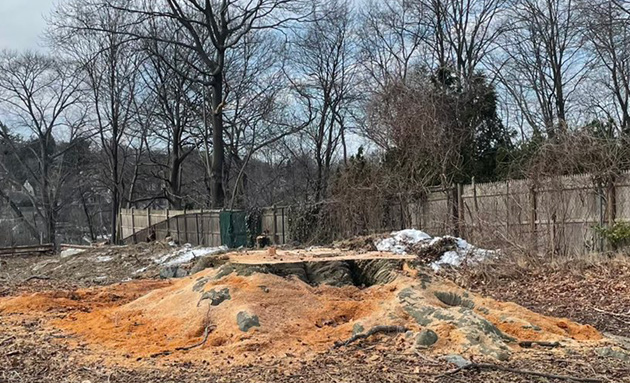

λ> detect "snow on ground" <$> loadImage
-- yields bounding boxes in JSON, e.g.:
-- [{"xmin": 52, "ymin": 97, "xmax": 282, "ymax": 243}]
[
  {"xmin": 60, "ymin": 248, "xmax": 86, "ymax": 258},
  {"xmin": 376, "ymin": 229, "xmax": 432, "ymax": 253},
  {"xmin": 154, "ymin": 244, "xmax": 228, "ymax": 266},
  {"xmin": 96, "ymin": 255, "xmax": 113, "ymax": 263},
  {"xmin": 375, "ymin": 229, "xmax": 497, "ymax": 271}
]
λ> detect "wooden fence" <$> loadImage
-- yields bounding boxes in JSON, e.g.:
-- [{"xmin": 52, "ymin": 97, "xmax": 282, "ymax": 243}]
[
  {"xmin": 120, "ymin": 171, "xmax": 630, "ymax": 254},
  {"xmin": 119, "ymin": 206, "xmax": 291, "ymax": 247},
  {"xmin": 401, "ymin": 173, "xmax": 619, "ymax": 255}
]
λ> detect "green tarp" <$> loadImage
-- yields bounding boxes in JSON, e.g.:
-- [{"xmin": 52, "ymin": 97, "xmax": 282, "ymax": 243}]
[{"xmin": 219, "ymin": 211, "xmax": 248, "ymax": 248}]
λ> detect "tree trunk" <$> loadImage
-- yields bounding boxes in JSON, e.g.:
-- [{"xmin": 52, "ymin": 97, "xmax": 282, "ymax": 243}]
[
  {"xmin": 210, "ymin": 73, "xmax": 225, "ymax": 208},
  {"xmin": 110, "ymin": 189, "xmax": 120, "ymax": 244}
]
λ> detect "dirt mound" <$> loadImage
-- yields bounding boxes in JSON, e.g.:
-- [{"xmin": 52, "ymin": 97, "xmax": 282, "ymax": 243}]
[{"xmin": 17, "ymin": 261, "xmax": 599, "ymax": 368}]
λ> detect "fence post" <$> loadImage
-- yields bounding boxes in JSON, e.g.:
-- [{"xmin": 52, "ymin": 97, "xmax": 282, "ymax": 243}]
[
  {"xmin": 457, "ymin": 184, "xmax": 464, "ymax": 237},
  {"xmin": 272, "ymin": 205, "xmax": 277, "ymax": 245},
  {"xmin": 506, "ymin": 180, "xmax": 510, "ymax": 238},
  {"xmin": 176, "ymin": 215, "xmax": 181, "ymax": 243},
  {"xmin": 607, "ymin": 180, "xmax": 617, "ymax": 226},
  {"xmin": 471, "ymin": 177, "xmax": 478, "ymax": 242},
  {"xmin": 131, "ymin": 208, "xmax": 137, "ymax": 244},
  {"xmin": 529, "ymin": 184, "xmax": 537, "ymax": 252},
  {"xmin": 184, "ymin": 208, "xmax": 189, "ymax": 244},
  {"xmin": 451, "ymin": 185, "xmax": 459, "ymax": 237},
  {"xmin": 147, "ymin": 208, "xmax": 152, "ymax": 228},
  {"xmin": 195, "ymin": 213, "xmax": 201, "ymax": 246},
  {"xmin": 281, "ymin": 207, "xmax": 286, "ymax": 244},
  {"xmin": 200, "ymin": 209, "xmax": 205, "ymax": 246},
  {"xmin": 166, "ymin": 209, "xmax": 170, "ymax": 237}
]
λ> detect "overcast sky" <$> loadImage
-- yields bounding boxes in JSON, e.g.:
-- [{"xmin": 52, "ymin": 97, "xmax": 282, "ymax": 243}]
[{"xmin": 0, "ymin": 0, "xmax": 55, "ymax": 51}]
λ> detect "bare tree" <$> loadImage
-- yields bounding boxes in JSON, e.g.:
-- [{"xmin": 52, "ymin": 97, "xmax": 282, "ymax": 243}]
[
  {"xmin": 423, "ymin": 0, "xmax": 509, "ymax": 81},
  {"xmin": 141, "ymin": 21, "xmax": 202, "ymax": 209},
  {"xmin": 0, "ymin": 51, "xmax": 85, "ymax": 246},
  {"xmin": 358, "ymin": 0, "xmax": 431, "ymax": 89},
  {"xmin": 582, "ymin": 0, "xmax": 630, "ymax": 134},
  {"xmin": 51, "ymin": 0, "xmax": 145, "ymax": 243},
  {"xmin": 495, "ymin": 0, "xmax": 588, "ymax": 138},
  {"xmin": 290, "ymin": 0, "xmax": 359, "ymax": 201},
  {"xmin": 90, "ymin": 0, "xmax": 309, "ymax": 208},
  {"xmin": 222, "ymin": 29, "xmax": 309, "ymax": 208}
]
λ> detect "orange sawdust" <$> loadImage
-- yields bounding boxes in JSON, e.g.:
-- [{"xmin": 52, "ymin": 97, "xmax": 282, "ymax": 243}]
[
  {"xmin": 1, "ymin": 263, "xmax": 606, "ymax": 369},
  {"xmin": 0, "ymin": 280, "xmax": 169, "ymax": 314},
  {"xmin": 52, "ymin": 269, "xmax": 400, "ymax": 366},
  {"xmin": 478, "ymin": 300, "xmax": 602, "ymax": 342}
]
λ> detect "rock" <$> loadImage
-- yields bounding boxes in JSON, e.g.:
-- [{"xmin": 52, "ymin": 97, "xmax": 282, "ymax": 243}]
[
  {"xmin": 159, "ymin": 265, "xmax": 188, "ymax": 279},
  {"xmin": 404, "ymin": 305, "xmax": 435, "ymax": 326},
  {"xmin": 199, "ymin": 288, "xmax": 231, "ymax": 306},
  {"xmin": 352, "ymin": 323, "xmax": 365, "ymax": 335},
  {"xmin": 480, "ymin": 344, "xmax": 511, "ymax": 361},
  {"xmin": 596, "ymin": 346, "xmax": 630, "ymax": 361},
  {"xmin": 415, "ymin": 329, "xmax": 439, "ymax": 347},
  {"xmin": 443, "ymin": 354, "xmax": 471, "ymax": 368},
  {"xmin": 192, "ymin": 277, "xmax": 209, "ymax": 292},
  {"xmin": 237, "ymin": 311, "xmax": 260, "ymax": 332},
  {"xmin": 434, "ymin": 291, "xmax": 475, "ymax": 309}
]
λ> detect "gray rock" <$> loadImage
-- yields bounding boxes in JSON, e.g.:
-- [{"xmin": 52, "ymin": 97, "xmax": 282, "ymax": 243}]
[
  {"xmin": 434, "ymin": 291, "xmax": 475, "ymax": 309},
  {"xmin": 352, "ymin": 323, "xmax": 365, "ymax": 335},
  {"xmin": 192, "ymin": 277, "xmax": 209, "ymax": 292},
  {"xmin": 159, "ymin": 265, "xmax": 188, "ymax": 279},
  {"xmin": 415, "ymin": 329, "xmax": 439, "ymax": 347},
  {"xmin": 480, "ymin": 344, "xmax": 511, "ymax": 361},
  {"xmin": 404, "ymin": 305, "xmax": 435, "ymax": 326},
  {"xmin": 199, "ymin": 288, "xmax": 231, "ymax": 306},
  {"xmin": 237, "ymin": 311, "xmax": 260, "ymax": 332},
  {"xmin": 596, "ymin": 347, "xmax": 630, "ymax": 361},
  {"xmin": 443, "ymin": 354, "xmax": 471, "ymax": 368}
]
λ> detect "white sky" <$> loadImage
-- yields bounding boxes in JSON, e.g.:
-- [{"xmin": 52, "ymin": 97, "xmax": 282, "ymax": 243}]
[{"xmin": 0, "ymin": 0, "xmax": 55, "ymax": 51}]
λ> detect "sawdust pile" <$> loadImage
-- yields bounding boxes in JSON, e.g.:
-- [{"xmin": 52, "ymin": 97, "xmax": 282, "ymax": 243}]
[{"xmin": 0, "ymin": 260, "xmax": 603, "ymax": 368}]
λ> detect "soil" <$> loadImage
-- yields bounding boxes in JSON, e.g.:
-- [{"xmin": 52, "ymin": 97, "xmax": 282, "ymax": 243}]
[
  {"xmin": 457, "ymin": 256, "xmax": 630, "ymax": 338},
  {"xmin": 1, "ymin": 246, "xmax": 630, "ymax": 382}
]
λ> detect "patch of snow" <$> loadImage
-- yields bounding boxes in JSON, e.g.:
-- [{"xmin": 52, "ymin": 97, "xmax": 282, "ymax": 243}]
[
  {"xmin": 133, "ymin": 266, "xmax": 148, "ymax": 275},
  {"xmin": 154, "ymin": 245, "xmax": 228, "ymax": 266},
  {"xmin": 376, "ymin": 229, "xmax": 496, "ymax": 270},
  {"xmin": 96, "ymin": 255, "xmax": 113, "ymax": 262},
  {"xmin": 376, "ymin": 229, "xmax": 431, "ymax": 254},
  {"xmin": 430, "ymin": 240, "xmax": 498, "ymax": 271},
  {"xmin": 60, "ymin": 248, "xmax": 86, "ymax": 258}
]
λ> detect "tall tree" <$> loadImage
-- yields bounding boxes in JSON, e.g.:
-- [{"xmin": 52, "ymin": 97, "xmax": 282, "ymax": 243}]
[
  {"xmin": 141, "ymin": 21, "xmax": 202, "ymax": 209},
  {"xmin": 495, "ymin": 0, "xmax": 588, "ymax": 138},
  {"xmin": 583, "ymin": 0, "xmax": 630, "ymax": 134},
  {"xmin": 291, "ymin": 0, "xmax": 359, "ymax": 201},
  {"xmin": 52, "ymin": 0, "xmax": 145, "ymax": 243},
  {"xmin": 0, "ymin": 51, "xmax": 85, "ymax": 246},
  {"xmin": 96, "ymin": 0, "xmax": 309, "ymax": 208}
]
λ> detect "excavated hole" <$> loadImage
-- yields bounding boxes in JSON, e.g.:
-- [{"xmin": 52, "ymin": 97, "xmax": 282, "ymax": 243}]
[{"xmin": 220, "ymin": 259, "xmax": 404, "ymax": 288}]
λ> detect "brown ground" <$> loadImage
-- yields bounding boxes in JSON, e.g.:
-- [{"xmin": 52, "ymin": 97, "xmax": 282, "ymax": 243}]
[
  {"xmin": 1, "ymin": 247, "xmax": 630, "ymax": 382},
  {"xmin": 456, "ymin": 255, "xmax": 630, "ymax": 337}
]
